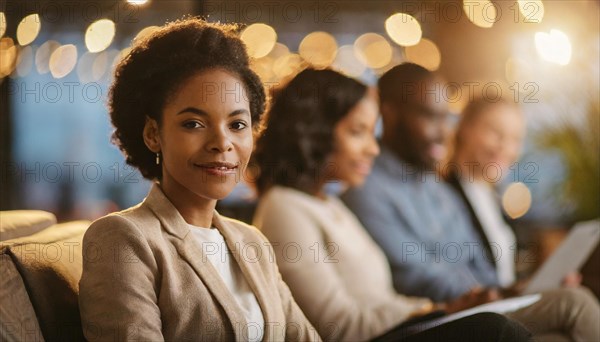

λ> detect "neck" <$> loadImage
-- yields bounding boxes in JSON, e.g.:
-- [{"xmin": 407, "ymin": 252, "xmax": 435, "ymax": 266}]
[
  {"xmin": 158, "ymin": 179, "xmax": 217, "ymax": 228},
  {"xmin": 381, "ymin": 140, "xmax": 431, "ymax": 172}
]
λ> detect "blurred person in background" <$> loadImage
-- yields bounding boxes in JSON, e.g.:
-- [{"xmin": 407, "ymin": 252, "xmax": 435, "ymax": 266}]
[
  {"xmin": 253, "ymin": 68, "xmax": 532, "ymax": 342},
  {"xmin": 445, "ymin": 97, "xmax": 585, "ymax": 291},
  {"xmin": 341, "ymin": 63, "xmax": 600, "ymax": 341}
]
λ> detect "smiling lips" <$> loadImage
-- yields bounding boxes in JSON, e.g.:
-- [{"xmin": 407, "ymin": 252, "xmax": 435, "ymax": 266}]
[
  {"xmin": 354, "ymin": 161, "xmax": 373, "ymax": 176},
  {"xmin": 194, "ymin": 162, "xmax": 239, "ymax": 176}
]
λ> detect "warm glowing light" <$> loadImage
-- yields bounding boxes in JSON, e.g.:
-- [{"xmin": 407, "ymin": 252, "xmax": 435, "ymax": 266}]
[
  {"xmin": 354, "ymin": 33, "xmax": 393, "ymax": 69},
  {"xmin": 463, "ymin": 0, "xmax": 497, "ymax": 28},
  {"xmin": 77, "ymin": 52, "xmax": 95, "ymax": 83},
  {"xmin": 17, "ymin": 14, "xmax": 41, "ymax": 45},
  {"xmin": 299, "ymin": 31, "xmax": 338, "ymax": 69},
  {"xmin": 0, "ymin": 12, "xmax": 6, "ymax": 38},
  {"xmin": 127, "ymin": 0, "xmax": 149, "ymax": 4},
  {"xmin": 77, "ymin": 52, "xmax": 106, "ymax": 82},
  {"xmin": 505, "ymin": 58, "xmax": 535, "ymax": 84},
  {"xmin": 405, "ymin": 38, "xmax": 441, "ymax": 71},
  {"xmin": 112, "ymin": 47, "xmax": 132, "ymax": 70},
  {"xmin": 502, "ymin": 182, "xmax": 532, "ymax": 219},
  {"xmin": 16, "ymin": 45, "xmax": 34, "ymax": 77},
  {"xmin": 85, "ymin": 19, "xmax": 116, "ymax": 53},
  {"xmin": 0, "ymin": 38, "xmax": 17, "ymax": 77},
  {"xmin": 535, "ymin": 29, "xmax": 571, "ymax": 65},
  {"xmin": 92, "ymin": 52, "xmax": 108, "ymax": 81},
  {"xmin": 518, "ymin": 0, "xmax": 544, "ymax": 23},
  {"xmin": 268, "ymin": 43, "xmax": 290, "ymax": 60},
  {"xmin": 251, "ymin": 56, "xmax": 276, "ymax": 82},
  {"xmin": 49, "ymin": 44, "xmax": 78, "ymax": 78},
  {"xmin": 134, "ymin": 26, "xmax": 159, "ymax": 43},
  {"xmin": 241, "ymin": 23, "xmax": 277, "ymax": 59},
  {"xmin": 35, "ymin": 40, "xmax": 60, "ymax": 74},
  {"xmin": 385, "ymin": 13, "xmax": 422, "ymax": 46},
  {"xmin": 332, "ymin": 45, "xmax": 366, "ymax": 78},
  {"xmin": 273, "ymin": 53, "xmax": 305, "ymax": 80},
  {"xmin": 252, "ymin": 44, "xmax": 291, "ymax": 83},
  {"xmin": 372, "ymin": 46, "xmax": 404, "ymax": 76}
]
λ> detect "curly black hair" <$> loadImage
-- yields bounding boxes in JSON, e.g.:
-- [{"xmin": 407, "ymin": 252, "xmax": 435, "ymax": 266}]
[
  {"xmin": 253, "ymin": 68, "xmax": 368, "ymax": 195},
  {"xmin": 109, "ymin": 18, "xmax": 266, "ymax": 180}
]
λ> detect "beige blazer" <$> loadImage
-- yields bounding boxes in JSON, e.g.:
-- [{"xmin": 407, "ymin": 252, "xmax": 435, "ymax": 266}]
[{"xmin": 79, "ymin": 184, "xmax": 320, "ymax": 341}]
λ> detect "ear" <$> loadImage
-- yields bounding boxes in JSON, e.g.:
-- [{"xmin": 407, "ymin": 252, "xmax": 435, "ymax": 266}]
[{"xmin": 143, "ymin": 117, "xmax": 161, "ymax": 153}]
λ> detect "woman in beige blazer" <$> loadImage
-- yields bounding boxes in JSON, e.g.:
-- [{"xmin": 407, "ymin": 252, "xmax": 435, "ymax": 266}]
[{"xmin": 78, "ymin": 18, "xmax": 319, "ymax": 341}]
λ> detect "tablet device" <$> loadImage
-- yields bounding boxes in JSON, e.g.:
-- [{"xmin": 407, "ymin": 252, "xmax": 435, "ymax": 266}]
[
  {"xmin": 389, "ymin": 295, "xmax": 542, "ymax": 337},
  {"xmin": 523, "ymin": 220, "xmax": 600, "ymax": 294}
]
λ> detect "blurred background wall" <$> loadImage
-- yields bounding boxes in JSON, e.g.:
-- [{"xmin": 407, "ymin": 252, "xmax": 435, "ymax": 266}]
[{"xmin": 1, "ymin": 0, "xmax": 598, "ymax": 227}]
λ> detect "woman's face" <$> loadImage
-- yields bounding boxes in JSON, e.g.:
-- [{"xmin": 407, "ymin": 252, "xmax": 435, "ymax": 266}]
[
  {"xmin": 147, "ymin": 68, "xmax": 253, "ymax": 201},
  {"xmin": 327, "ymin": 90, "xmax": 380, "ymax": 187},
  {"xmin": 459, "ymin": 103, "xmax": 525, "ymax": 178}
]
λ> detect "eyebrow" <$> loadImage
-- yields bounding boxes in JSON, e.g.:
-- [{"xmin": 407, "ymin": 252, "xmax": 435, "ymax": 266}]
[{"xmin": 176, "ymin": 107, "xmax": 250, "ymax": 117}]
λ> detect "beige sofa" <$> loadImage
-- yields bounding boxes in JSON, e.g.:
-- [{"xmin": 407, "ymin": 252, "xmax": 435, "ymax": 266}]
[{"xmin": 1, "ymin": 211, "xmax": 90, "ymax": 342}]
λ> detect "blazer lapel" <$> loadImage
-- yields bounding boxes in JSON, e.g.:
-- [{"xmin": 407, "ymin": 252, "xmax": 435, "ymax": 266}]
[
  {"xmin": 213, "ymin": 213, "xmax": 273, "ymax": 339},
  {"xmin": 143, "ymin": 183, "xmax": 247, "ymax": 340},
  {"xmin": 177, "ymin": 236, "xmax": 249, "ymax": 340}
]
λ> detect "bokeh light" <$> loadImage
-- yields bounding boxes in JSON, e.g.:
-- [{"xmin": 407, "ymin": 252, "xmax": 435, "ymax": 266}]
[
  {"xmin": 273, "ymin": 53, "xmax": 305, "ymax": 81},
  {"xmin": 354, "ymin": 33, "xmax": 393, "ymax": 69},
  {"xmin": 0, "ymin": 12, "xmax": 7, "ymax": 38},
  {"xmin": 0, "ymin": 38, "xmax": 17, "ymax": 78},
  {"xmin": 16, "ymin": 45, "xmax": 34, "ymax": 77},
  {"xmin": 535, "ymin": 29, "xmax": 571, "ymax": 65},
  {"xmin": 518, "ymin": 0, "xmax": 545, "ymax": 23},
  {"xmin": 85, "ymin": 19, "xmax": 116, "ymax": 53},
  {"xmin": 77, "ymin": 52, "xmax": 107, "ymax": 83},
  {"xmin": 268, "ymin": 43, "xmax": 290, "ymax": 60},
  {"xmin": 385, "ymin": 13, "xmax": 422, "ymax": 46},
  {"xmin": 112, "ymin": 47, "xmax": 132, "ymax": 70},
  {"xmin": 405, "ymin": 38, "xmax": 441, "ymax": 71},
  {"xmin": 332, "ymin": 45, "xmax": 366, "ymax": 78},
  {"xmin": 35, "ymin": 40, "xmax": 60, "ymax": 74},
  {"xmin": 373, "ymin": 45, "xmax": 404, "ymax": 76},
  {"xmin": 250, "ymin": 43, "xmax": 291, "ymax": 83},
  {"xmin": 463, "ymin": 0, "xmax": 497, "ymax": 28},
  {"xmin": 133, "ymin": 26, "xmax": 160, "ymax": 44},
  {"xmin": 241, "ymin": 23, "xmax": 277, "ymax": 59},
  {"xmin": 251, "ymin": 56, "xmax": 276, "ymax": 83},
  {"xmin": 49, "ymin": 44, "xmax": 78, "ymax": 78},
  {"xmin": 502, "ymin": 182, "xmax": 533, "ymax": 219},
  {"xmin": 17, "ymin": 14, "xmax": 41, "ymax": 46},
  {"xmin": 92, "ymin": 52, "xmax": 109, "ymax": 81},
  {"xmin": 299, "ymin": 31, "xmax": 338, "ymax": 69}
]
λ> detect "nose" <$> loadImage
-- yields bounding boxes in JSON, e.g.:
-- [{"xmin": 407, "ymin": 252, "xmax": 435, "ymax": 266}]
[
  {"xmin": 433, "ymin": 114, "xmax": 450, "ymax": 142},
  {"xmin": 366, "ymin": 135, "xmax": 380, "ymax": 157},
  {"xmin": 206, "ymin": 127, "xmax": 233, "ymax": 153}
]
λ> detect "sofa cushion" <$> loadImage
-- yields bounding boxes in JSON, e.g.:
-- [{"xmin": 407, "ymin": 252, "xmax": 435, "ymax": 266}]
[
  {"xmin": 0, "ymin": 254, "xmax": 44, "ymax": 342},
  {"xmin": 3, "ymin": 220, "xmax": 89, "ymax": 342},
  {"xmin": 0, "ymin": 211, "xmax": 57, "ymax": 242}
]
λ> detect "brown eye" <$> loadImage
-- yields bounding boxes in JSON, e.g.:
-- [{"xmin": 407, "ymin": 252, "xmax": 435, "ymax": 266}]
[
  {"xmin": 183, "ymin": 121, "xmax": 204, "ymax": 129},
  {"xmin": 230, "ymin": 121, "xmax": 248, "ymax": 131}
]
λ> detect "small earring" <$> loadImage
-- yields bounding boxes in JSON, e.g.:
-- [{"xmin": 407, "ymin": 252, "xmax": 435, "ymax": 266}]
[{"xmin": 155, "ymin": 152, "xmax": 160, "ymax": 165}]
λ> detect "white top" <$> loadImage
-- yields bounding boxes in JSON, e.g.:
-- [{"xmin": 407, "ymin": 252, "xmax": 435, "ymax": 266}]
[
  {"xmin": 190, "ymin": 226, "xmax": 264, "ymax": 342},
  {"xmin": 460, "ymin": 180, "xmax": 516, "ymax": 287}
]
